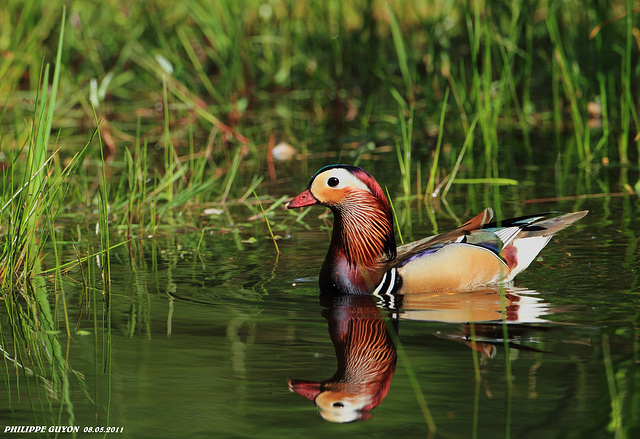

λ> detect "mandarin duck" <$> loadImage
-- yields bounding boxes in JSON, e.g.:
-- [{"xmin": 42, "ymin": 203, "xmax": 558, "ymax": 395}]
[
  {"xmin": 286, "ymin": 164, "xmax": 587, "ymax": 295},
  {"xmin": 288, "ymin": 295, "xmax": 397, "ymax": 423}
]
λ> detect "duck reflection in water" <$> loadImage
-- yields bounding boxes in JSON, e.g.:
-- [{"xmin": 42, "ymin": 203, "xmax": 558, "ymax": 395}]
[
  {"xmin": 288, "ymin": 287, "xmax": 551, "ymax": 422},
  {"xmin": 288, "ymin": 294, "xmax": 397, "ymax": 423}
]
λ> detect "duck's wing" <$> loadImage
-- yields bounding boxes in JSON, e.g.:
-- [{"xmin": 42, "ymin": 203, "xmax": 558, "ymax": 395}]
[
  {"xmin": 388, "ymin": 209, "xmax": 503, "ymax": 292},
  {"xmin": 395, "ymin": 208, "xmax": 496, "ymax": 257},
  {"xmin": 394, "ymin": 243, "xmax": 509, "ymax": 292},
  {"xmin": 494, "ymin": 210, "xmax": 589, "ymax": 238},
  {"xmin": 396, "ymin": 209, "xmax": 588, "ymax": 263},
  {"xmin": 388, "ymin": 209, "xmax": 588, "ymax": 292}
]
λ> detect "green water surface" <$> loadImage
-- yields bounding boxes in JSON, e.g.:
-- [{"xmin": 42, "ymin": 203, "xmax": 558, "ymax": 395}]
[{"xmin": 1, "ymin": 161, "xmax": 639, "ymax": 439}]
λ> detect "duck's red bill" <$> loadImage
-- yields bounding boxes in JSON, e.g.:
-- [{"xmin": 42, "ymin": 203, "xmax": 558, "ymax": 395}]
[
  {"xmin": 286, "ymin": 189, "xmax": 318, "ymax": 209},
  {"xmin": 287, "ymin": 379, "xmax": 322, "ymax": 401}
]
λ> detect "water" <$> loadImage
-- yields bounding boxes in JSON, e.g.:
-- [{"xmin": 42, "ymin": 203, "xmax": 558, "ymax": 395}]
[{"xmin": 1, "ymin": 164, "xmax": 639, "ymax": 438}]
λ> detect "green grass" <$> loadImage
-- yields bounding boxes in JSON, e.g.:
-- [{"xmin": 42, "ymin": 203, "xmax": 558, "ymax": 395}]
[
  {"xmin": 1, "ymin": 3, "xmax": 637, "ymax": 199},
  {"xmin": 0, "ymin": 9, "xmax": 85, "ymax": 429}
]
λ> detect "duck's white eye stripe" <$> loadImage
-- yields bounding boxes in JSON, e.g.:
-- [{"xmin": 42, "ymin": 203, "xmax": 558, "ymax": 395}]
[{"xmin": 313, "ymin": 168, "xmax": 371, "ymax": 192}]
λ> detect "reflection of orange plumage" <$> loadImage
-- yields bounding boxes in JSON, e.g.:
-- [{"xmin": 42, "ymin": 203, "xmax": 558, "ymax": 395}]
[
  {"xmin": 398, "ymin": 287, "xmax": 549, "ymax": 324},
  {"xmin": 396, "ymin": 286, "xmax": 552, "ymax": 359},
  {"xmin": 288, "ymin": 296, "xmax": 396, "ymax": 423}
]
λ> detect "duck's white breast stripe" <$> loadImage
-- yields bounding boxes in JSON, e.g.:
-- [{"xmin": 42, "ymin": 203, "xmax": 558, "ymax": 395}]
[
  {"xmin": 373, "ymin": 268, "xmax": 398, "ymax": 309},
  {"xmin": 372, "ymin": 271, "xmax": 388, "ymax": 296}
]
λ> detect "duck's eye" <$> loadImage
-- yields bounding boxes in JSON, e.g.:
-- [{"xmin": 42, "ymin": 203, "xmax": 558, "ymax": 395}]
[
  {"xmin": 332, "ymin": 402, "xmax": 345, "ymax": 408},
  {"xmin": 327, "ymin": 177, "xmax": 340, "ymax": 187}
]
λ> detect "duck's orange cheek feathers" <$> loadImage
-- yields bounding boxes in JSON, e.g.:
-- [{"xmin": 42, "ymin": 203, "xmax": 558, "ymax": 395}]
[{"xmin": 311, "ymin": 186, "xmax": 351, "ymax": 205}]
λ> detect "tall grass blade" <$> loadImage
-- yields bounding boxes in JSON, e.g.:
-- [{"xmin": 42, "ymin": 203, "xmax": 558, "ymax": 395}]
[
  {"xmin": 602, "ymin": 334, "xmax": 623, "ymax": 438},
  {"xmin": 545, "ymin": 3, "xmax": 587, "ymax": 161},
  {"xmin": 253, "ymin": 190, "xmax": 280, "ymax": 254},
  {"xmin": 425, "ymin": 88, "xmax": 450, "ymax": 199},
  {"xmin": 387, "ymin": 3, "xmax": 413, "ymax": 103}
]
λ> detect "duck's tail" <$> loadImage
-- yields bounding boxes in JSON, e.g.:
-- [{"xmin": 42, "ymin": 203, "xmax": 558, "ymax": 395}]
[{"xmin": 504, "ymin": 210, "xmax": 588, "ymax": 280}]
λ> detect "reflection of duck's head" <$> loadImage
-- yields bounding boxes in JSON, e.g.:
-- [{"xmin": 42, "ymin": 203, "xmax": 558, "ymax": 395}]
[
  {"xmin": 288, "ymin": 294, "xmax": 397, "ymax": 422},
  {"xmin": 288, "ymin": 380, "xmax": 376, "ymax": 423}
]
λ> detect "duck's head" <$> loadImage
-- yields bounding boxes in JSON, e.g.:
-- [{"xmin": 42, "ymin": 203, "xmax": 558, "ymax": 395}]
[
  {"xmin": 287, "ymin": 165, "xmax": 396, "ymax": 293},
  {"xmin": 286, "ymin": 165, "xmax": 386, "ymax": 209}
]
